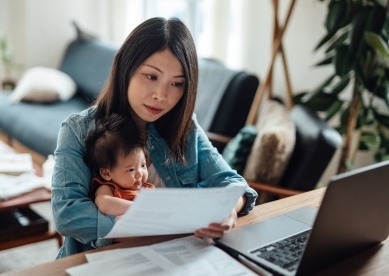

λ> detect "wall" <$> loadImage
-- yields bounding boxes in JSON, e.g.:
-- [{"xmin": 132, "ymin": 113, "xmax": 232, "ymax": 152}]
[{"xmin": 0, "ymin": 0, "xmax": 113, "ymax": 74}]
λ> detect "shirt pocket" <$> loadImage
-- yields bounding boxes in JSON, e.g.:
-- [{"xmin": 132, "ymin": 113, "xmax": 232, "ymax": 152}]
[{"xmin": 177, "ymin": 163, "xmax": 199, "ymax": 186}]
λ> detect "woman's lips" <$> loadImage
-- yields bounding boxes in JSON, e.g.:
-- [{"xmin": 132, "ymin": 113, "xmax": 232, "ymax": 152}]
[{"xmin": 145, "ymin": 105, "xmax": 163, "ymax": 115}]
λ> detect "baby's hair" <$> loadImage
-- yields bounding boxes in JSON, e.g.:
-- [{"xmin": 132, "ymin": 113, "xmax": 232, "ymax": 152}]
[{"xmin": 84, "ymin": 113, "xmax": 147, "ymax": 175}]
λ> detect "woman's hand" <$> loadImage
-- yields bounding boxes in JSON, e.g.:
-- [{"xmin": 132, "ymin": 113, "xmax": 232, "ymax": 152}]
[{"xmin": 194, "ymin": 209, "xmax": 237, "ymax": 239}]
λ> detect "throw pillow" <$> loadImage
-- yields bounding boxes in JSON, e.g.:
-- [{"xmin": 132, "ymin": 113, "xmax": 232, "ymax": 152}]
[
  {"xmin": 243, "ymin": 100, "xmax": 296, "ymax": 186},
  {"xmin": 222, "ymin": 125, "xmax": 257, "ymax": 175},
  {"xmin": 8, "ymin": 67, "xmax": 77, "ymax": 104}
]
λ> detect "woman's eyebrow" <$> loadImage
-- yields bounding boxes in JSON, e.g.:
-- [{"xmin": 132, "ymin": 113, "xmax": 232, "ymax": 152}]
[{"xmin": 144, "ymin": 64, "xmax": 185, "ymax": 78}]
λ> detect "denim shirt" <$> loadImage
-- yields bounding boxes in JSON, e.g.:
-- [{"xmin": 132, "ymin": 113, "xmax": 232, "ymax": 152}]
[{"xmin": 51, "ymin": 106, "xmax": 258, "ymax": 258}]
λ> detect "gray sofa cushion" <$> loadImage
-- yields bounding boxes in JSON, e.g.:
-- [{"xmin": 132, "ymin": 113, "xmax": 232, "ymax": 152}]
[
  {"xmin": 59, "ymin": 38, "xmax": 117, "ymax": 101},
  {"xmin": 0, "ymin": 92, "xmax": 90, "ymax": 157}
]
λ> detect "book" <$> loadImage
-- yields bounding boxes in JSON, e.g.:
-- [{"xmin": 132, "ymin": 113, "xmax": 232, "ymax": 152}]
[{"xmin": 0, "ymin": 153, "xmax": 34, "ymax": 175}]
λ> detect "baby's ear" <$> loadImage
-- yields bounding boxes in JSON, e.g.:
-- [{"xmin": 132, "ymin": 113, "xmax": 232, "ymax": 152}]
[{"xmin": 100, "ymin": 168, "xmax": 112, "ymax": 181}]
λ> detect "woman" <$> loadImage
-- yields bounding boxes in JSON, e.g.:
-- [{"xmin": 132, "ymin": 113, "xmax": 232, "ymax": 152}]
[{"xmin": 52, "ymin": 17, "xmax": 257, "ymax": 258}]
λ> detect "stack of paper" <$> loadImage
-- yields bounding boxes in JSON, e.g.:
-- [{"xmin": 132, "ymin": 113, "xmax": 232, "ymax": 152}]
[
  {"xmin": 0, "ymin": 153, "xmax": 34, "ymax": 175},
  {"xmin": 0, "ymin": 172, "xmax": 45, "ymax": 200},
  {"xmin": 66, "ymin": 236, "xmax": 257, "ymax": 276}
]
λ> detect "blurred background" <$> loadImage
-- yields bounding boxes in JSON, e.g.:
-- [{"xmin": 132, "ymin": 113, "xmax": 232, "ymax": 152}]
[
  {"xmin": 1, "ymin": 0, "xmax": 376, "ymax": 177},
  {"xmin": 0, "ymin": 0, "xmax": 331, "ymax": 101}
]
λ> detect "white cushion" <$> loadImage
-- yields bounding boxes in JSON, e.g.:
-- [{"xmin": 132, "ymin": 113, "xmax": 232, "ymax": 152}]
[
  {"xmin": 243, "ymin": 100, "xmax": 296, "ymax": 204},
  {"xmin": 8, "ymin": 67, "xmax": 76, "ymax": 103},
  {"xmin": 243, "ymin": 100, "xmax": 296, "ymax": 185}
]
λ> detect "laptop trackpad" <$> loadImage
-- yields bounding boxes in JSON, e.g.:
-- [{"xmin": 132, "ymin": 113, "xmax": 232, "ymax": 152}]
[{"xmin": 219, "ymin": 214, "xmax": 312, "ymax": 253}]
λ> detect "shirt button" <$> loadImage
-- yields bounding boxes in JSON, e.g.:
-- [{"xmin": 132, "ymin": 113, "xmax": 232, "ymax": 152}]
[{"xmin": 166, "ymin": 176, "xmax": 170, "ymax": 181}]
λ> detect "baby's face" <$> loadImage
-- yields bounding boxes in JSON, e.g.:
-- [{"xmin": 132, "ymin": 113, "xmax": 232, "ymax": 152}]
[{"xmin": 108, "ymin": 149, "xmax": 148, "ymax": 190}]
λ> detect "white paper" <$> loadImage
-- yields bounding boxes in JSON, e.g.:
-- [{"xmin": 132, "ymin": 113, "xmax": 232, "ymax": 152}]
[
  {"xmin": 67, "ymin": 246, "xmax": 182, "ymax": 276},
  {"xmin": 71, "ymin": 235, "xmax": 257, "ymax": 276},
  {"xmin": 0, "ymin": 172, "xmax": 45, "ymax": 200},
  {"xmin": 150, "ymin": 236, "xmax": 257, "ymax": 276},
  {"xmin": 0, "ymin": 153, "xmax": 34, "ymax": 175},
  {"xmin": 105, "ymin": 186, "xmax": 246, "ymax": 238}
]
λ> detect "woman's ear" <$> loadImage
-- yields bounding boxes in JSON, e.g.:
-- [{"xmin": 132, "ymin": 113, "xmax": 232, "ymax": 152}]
[{"xmin": 100, "ymin": 168, "xmax": 112, "ymax": 181}]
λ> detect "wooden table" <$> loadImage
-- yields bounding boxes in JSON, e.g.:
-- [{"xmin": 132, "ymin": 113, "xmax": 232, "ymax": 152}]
[
  {"xmin": 2, "ymin": 187, "xmax": 388, "ymax": 275},
  {"xmin": 0, "ymin": 140, "xmax": 62, "ymax": 251}
]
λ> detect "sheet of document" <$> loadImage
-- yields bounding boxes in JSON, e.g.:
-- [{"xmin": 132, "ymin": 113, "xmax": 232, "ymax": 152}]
[
  {"xmin": 104, "ymin": 186, "xmax": 246, "ymax": 238},
  {"xmin": 66, "ymin": 246, "xmax": 182, "ymax": 276},
  {"xmin": 66, "ymin": 235, "xmax": 257, "ymax": 276}
]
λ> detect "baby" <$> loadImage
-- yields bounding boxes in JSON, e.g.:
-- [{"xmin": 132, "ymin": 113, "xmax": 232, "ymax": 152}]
[{"xmin": 84, "ymin": 114, "xmax": 154, "ymax": 216}]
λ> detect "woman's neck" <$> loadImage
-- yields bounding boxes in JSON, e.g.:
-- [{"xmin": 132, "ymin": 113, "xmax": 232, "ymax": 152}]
[{"xmin": 129, "ymin": 109, "xmax": 148, "ymax": 138}]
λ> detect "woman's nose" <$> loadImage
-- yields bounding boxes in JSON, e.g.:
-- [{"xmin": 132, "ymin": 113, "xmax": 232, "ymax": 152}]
[{"xmin": 152, "ymin": 86, "xmax": 167, "ymax": 102}]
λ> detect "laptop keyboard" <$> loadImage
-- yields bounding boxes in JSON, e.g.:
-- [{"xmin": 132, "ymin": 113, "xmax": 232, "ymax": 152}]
[{"xmin": 250, "ymin": 230, "xmax": 311, "ymax": 272}]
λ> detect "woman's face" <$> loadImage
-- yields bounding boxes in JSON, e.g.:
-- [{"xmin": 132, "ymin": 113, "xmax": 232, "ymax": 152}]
[{"xmin": 127, "ymin": 48, "xmax": 186, "ymax": 127}]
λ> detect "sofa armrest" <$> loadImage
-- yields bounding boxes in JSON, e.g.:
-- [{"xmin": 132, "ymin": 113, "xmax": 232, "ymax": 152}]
[
  {"xmin": 206, "ymin": 131, "xmax": 232, "ymax": 145},
  {"xmin": 247, "ymin": 180, "xmax": 303, "ymax": 199}
]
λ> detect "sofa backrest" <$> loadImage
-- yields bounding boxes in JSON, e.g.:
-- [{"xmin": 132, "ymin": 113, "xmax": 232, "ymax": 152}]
[
  {"xmin": 59, "ymin": 38, "xmax": 118, "ymax": 102},
  {"xmin": 278, "ymin": 105, "xmax": 343, "ymax": 191},
  {"xmin": 196, "ymin": 58, "xmax": 259, "ymax": 138}
]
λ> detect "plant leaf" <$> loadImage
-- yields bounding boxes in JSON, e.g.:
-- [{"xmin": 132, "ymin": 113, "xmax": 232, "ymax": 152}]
[
  {"xmin": 325, "ymin": 31, "xmax": 349, "ymax": 53},
  {"xmin": 359, "ymin": 131, "xmax": 381, "ymax": 151},
  {"xmin": 375, "ymin": 84, "xmax": 389, "ymax": 108},
  {"xmin": 301, "ymin": 74, "xmax": 336, "ymax": 103},
  {"xmin": 325, "ymin": 0, "xmax": 348, "ymax": 34},
  {"xmin": 301, "ymin": 92, "xmax": 338, "ymax": 112},
  {"xmin": 335, "ymin": 44, "xmax": 354, "ymax": 77},
  {"xmin": 373, "ymin": 110, "xmax": 389, "ymax": 128},
  {"xmin": 314, "ymin": 31, "xmax": 337, "ymax": 51},
  {"xmin": 350, "ymin": 6, "xmax": 386, "ymax": 59},
  {"xmin": 314, "ymin": 55, "xmax": 334, "ymax": 66},
  {"xmin": 325, "ymin": 99, "xmax": 343, "ymax": 121},
  {"xmin": 292, "ymin": 92, "xmax": 308, "ymax": 105},
  {"xmin": 330, "ymin": 74, "xmax": 351, "ymax": 95},
  {"xmin": 365, "ymin": 32, "xmax": 389, "ymax": 60},
  {"xmin": 375, "ymin": 153, "xmax": 389, "ymax": 162},
  {"xmin": 372, "ymin": 0, "xmax": 387, "ymax": 8}
]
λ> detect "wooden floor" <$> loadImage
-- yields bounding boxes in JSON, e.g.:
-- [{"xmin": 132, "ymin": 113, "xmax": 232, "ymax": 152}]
[{"xmin": 0, "ymin": 131, "xmax": 46, "ymax": 167}]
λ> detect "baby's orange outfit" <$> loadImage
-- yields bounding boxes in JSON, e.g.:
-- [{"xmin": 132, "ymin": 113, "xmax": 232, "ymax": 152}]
[{"xmin": 90, "ymin": 177, "xmax": 155, "ymax": 201}]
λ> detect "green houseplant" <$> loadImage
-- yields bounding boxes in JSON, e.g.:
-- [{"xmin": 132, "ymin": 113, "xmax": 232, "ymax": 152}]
[
  {"xmin": 294, "ymin": 0, "xmax": 389, "ymax": 173},
  {"xmin": 0, "ymin": 31, "xmax": 17, "ymax": 90}
]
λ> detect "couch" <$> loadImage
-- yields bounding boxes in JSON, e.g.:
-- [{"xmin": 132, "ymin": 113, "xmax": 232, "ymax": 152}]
[{"xmin": 0, "ymin": 27, "xmax": 259, "ymax": 159}]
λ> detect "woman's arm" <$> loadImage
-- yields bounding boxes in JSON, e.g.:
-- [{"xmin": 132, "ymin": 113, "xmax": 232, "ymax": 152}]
[
  {"xmin": 51, "ymin": 116, "xmax": 115, "ymax": 248},
  {"xmin": 235, "ymin": 195, "xmax": 247, "ymax": 213},
  {"xmin": 193, "ymin": 117, "xmax": 257, "ymax": 215},
  {"xmin": 95, "ymin": 185, "xmax": 132, "ymax": 216}
]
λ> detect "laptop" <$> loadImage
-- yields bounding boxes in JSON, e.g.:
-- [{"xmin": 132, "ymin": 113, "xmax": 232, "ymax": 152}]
[{"xmin": 215, "ymin": 160, "xmax": 389, "ymax": 276}]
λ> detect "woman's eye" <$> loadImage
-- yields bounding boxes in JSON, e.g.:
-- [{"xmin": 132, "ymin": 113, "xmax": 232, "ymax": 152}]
[
  {"xmin": 146, "ymin": 74, "xmax": 157, "ymax": 80},
  {"xmin": 128, "ymin": 169, "xmax": 134, "ymax": 172},
  {"xmin": 172, "ymin": 82, "xmax": 184, "ymax": 87}
]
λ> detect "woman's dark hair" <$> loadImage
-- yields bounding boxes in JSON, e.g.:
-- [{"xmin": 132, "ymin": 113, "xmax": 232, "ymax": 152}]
[
  {"xmin": 84, "ymin": 113, "xmax": 147, "ymax": 175},
  {"xmin": 95, "ymin": 17, "xmax": 198, "ymax": 162}
]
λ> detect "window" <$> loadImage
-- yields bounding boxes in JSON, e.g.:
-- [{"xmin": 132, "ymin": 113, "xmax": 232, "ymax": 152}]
[{"xmin": 125, "ymin": 0, "xmax": 205, "ymax": 48}]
